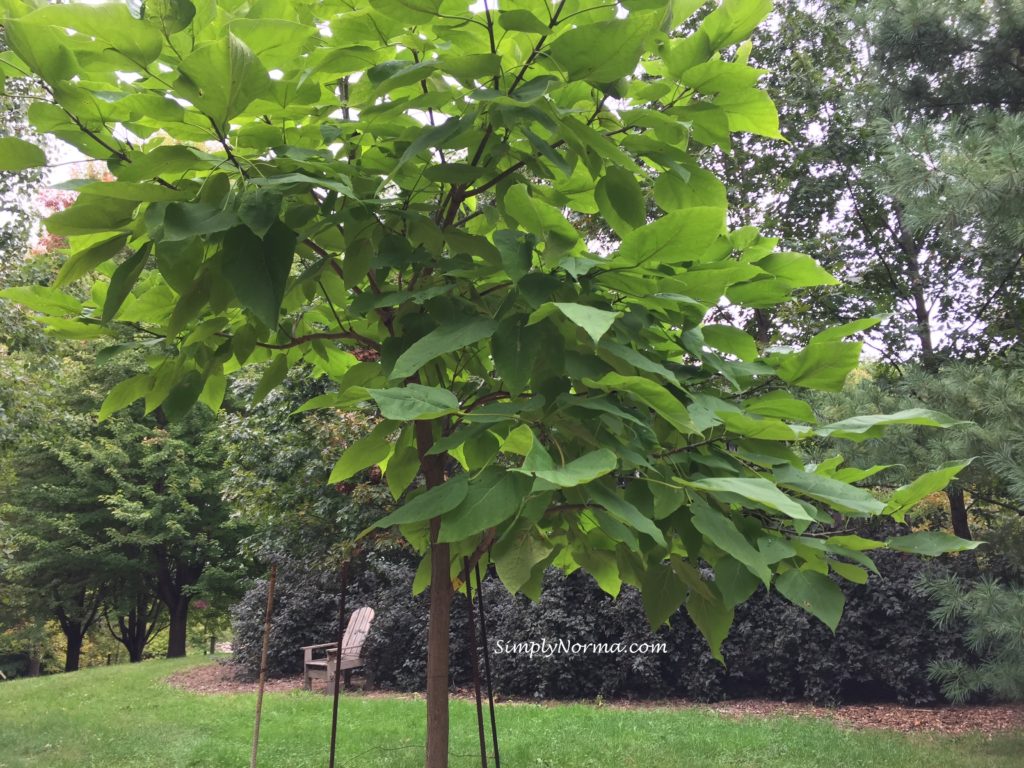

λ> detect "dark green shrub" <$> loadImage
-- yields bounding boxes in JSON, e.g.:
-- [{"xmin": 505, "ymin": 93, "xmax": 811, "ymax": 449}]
[
  {"xmin": 232, "ymin": 550, "xmax": 967, "ymax": 704},
  {"xmin": 230, "ymin": 557, "xmax": 345, "ymax": 680}
]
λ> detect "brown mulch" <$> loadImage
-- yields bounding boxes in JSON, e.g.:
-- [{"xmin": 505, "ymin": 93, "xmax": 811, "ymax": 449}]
[
  {"xmin": 168, "ymin": 660, "xmax": 306, "ymax": 695},
  {"xmin": 669, "ymin": 698, "xmax": 1024, "ymax": 735},
  {"xmin": 167, "ymin": 660, "xmax": 1024, "ymax": 735}
]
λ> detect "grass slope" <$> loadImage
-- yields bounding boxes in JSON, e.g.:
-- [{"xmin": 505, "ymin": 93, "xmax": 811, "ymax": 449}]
[{"xmin": 0, "ymin": 658, "xmax": 1021, "ymax": 768}]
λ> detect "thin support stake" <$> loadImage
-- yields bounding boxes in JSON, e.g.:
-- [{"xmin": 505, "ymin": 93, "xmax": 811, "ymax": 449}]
[
  {"xmin": 475, "ymin": 562, "xmax": 500, "ymax": 768},
  {"xmin": 250, "ymin": 563, "xmax": 277, "ymax": 768},
  {"xmin": 328, "ymin": 560, "xmax": 350, "ymax": 768},
  {"xmin": 463, "ymin": 558, "xmax": 488, "ymax": 768}
]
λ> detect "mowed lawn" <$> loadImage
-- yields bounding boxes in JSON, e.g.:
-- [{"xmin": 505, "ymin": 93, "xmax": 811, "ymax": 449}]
[{"xmin": 0, "ymin": 658, "xmax": 1021, "ymax": 768}]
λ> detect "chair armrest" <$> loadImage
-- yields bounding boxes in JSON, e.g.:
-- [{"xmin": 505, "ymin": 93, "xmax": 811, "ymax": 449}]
[
  {"xmin": 301, "ymin": 642, "xmax": 339, "ymax": 651},
  {"xmin": 302, "ymin": 642, "xmax": 338, "ymax": 665}
]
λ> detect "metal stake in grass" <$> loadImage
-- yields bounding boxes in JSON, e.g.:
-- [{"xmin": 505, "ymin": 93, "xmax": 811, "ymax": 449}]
[
  {"xmin": 250, "ymin": 562, "xmax": 277, "ymax": 768},
  {"xmin": 328, "ymin": 559, "xmax": 350, "ymax": 768}
]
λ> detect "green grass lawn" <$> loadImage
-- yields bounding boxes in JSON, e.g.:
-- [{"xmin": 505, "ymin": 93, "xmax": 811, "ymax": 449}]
[{"xmin": 0, "ymin": 657, "xmax": 1020, "ymax": 768}]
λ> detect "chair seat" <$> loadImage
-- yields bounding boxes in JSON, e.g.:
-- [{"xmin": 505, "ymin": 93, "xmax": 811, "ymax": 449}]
[{"xmin": 305, "ymin": 655, "xmax": 363, "ymax": 672}]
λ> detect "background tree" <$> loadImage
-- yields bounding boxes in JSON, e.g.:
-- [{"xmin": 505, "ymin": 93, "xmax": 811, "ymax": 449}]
[
  {"xmin": 923, "ymin": 575, "xmax": 1024, "ymax": 703},
  {"xmin": 0, "ymin": 357, "xmax": 120, "ymax": 671},
  {"xmin": 0, "ymin": 347, "xmax": 245, "ymax": 663},
  {"xmin": 0, "ymin": 1, "xmax": 975, "ymax": 765},
  {"xmin": 704, "ymin": 0, "xmax": 1024, "ymax": 541}
]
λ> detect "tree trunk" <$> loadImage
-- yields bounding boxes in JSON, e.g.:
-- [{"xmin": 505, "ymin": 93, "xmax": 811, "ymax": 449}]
[
  {"xmin": 65, "ymin": 633, "xmax": 83, "ymax": 672},
  {"xmin": 27, "ymin": 655, "xmax": 41, "ymax": 677},
  {"xmin": 947, "ymin": 486, "xmax": 972, "ymax": 540},
  {"xmin": 753, "ymin": 308, "xmax": 772, "ymax": 345},
  {"xmin": 415, "ymin": 418, "xmax": 453, "ymax": 768},
  {"xmin": 128, "ymin": 640, "xmax": 145, "ymax": 663},
  {"xmin": 892, "ymin": 206, "xmax": 938, "ymax": 371},
  {"xmin": 166, "ymin": 599, "xmax": 189, "ymax": 658},
  {"xmin": 425, "ymin": 530, "xmax": 452, "ymax": 768},
  {"xmin": 153, "ymin": 548, "xmax": 205, "ymax": 660}
]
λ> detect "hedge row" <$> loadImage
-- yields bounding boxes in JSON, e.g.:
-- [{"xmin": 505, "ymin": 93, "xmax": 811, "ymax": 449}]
[{"xmin": 233, "ymin": 549, "xmax": 970, "ymax": 705}]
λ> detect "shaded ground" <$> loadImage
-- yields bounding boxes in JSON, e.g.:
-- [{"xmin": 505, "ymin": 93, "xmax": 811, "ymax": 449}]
[{"xmin": 168, "ymin": 659, "xmax": 1024, "ymax": 735}]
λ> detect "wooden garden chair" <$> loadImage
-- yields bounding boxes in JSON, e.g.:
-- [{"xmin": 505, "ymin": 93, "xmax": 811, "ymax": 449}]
[{"xmin": 301, "ymin": 606, "xmax": 375, "ymax": 691}]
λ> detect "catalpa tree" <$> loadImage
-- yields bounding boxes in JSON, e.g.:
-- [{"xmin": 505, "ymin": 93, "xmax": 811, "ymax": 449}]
[{"xmin": 0, "ymin": 0, "xmax": 977, "ymax": 764}]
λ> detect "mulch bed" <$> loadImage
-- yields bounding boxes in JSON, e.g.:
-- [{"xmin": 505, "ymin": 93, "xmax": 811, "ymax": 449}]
[
  {"xmin": 167, "ymin": 660, "xmax": 1024, "ymax": 735},
  {"xmin": 168, "ymin": 660, "xmax": 306, "ymax": 696}
]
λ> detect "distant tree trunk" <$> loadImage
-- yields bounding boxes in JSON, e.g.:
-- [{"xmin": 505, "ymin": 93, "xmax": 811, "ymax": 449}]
[
  {"xmin": 154, "ymin": 549, "xmax": 203, "ymax": 660},
  {"xmin": 753, "ymin": 308, "xmax": 772, "ymax": 345},
  {"xmin": 947, "ymin": 486, "xmax": 972, "ymax": 540},
  {"xmin": 166, "ymin": 598, "xmax": 189, "ymax": 658},
  {"xmin": 892, "ymin": 206, "xmax": 939, "ymax": 372},
  {"xmin": 27, "ymin": 655, "xmax": 41, "ymax": 677},
  {"xmin": 106, "ymin": 591, "xmax": 163, "ymax": 662},
  {"xmin": 64, "ymin": 632, "xmax": 83, "ymax": 672},
  {"xmin": 55, "ymin": 591, "xmax": 101, "ymax": 673}
]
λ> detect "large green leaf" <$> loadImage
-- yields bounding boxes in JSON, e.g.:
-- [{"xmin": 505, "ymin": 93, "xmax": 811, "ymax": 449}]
[
  {"xmin": 438, "ymin": 468, "xmax": 532, "ymax": 542},
  {"xmin": 690, "ymin": 500, "xmax": 771, "ymax": 585},
  {"xmin": 25, "ymin": 3, "xmax": 163, "ymax": 66},
  {"xmin": 528, "ymin": 302, "xmax": 620, "ymax": 345},
  {"xmin": 547, "ymin": 13, "xmax": 659, "ymax": 85},
  {"xmin": 713, "ymin": 556, "xmax": 760, "ymax": 609},
  {"xmin": 176, "ymin": 33, "xmax": 269, "ymax": 125},
  {"xmin": 103, "ymin": 246, "xmax": 151, "ymax": 322},
  {"xmin": 0, "ymin": 285, "xmax": 82, "ymax": 316},
  {"xmin": 497, "ymin": 9, "xmax": 550, "ymax": 35},
  {"xmin": 701, "ymin": 0, "xmax": 772, "ymax": 48},
  {"xmin": 54, "ymin": 234, "xmax": 129, "ymax": 288},
  {"xmin": 595, "ymin": 166, "xmax": 646, "ymax": 235},
  {"xmin": 493, "ymin": 528, "xmax": 554, "ymax": 594},
  {"xmin": 158, "ymin": 202, "xmax": 239, "ymax": 241},
  {"xmin": 220, "ymin": 222, "xmax": 296, "ymax": 328},
  {"xmin": 98, "ymin": 374, "xmax": 152, "ymax": 422},
  {"xmin": 715, "ymin": 87, "xmax": 783, "ymax": 138},
  {"xmin": 817, "ymin": 409, "xmax": 969, "ymax": 441},
  {"xmin": 684, "ymin": 477, "xmax": 814, "ymax": 521},
  {"xmin": 491, "ymin": 315, "xmax": 540, "ymax": 396},
  {"xmin": 328, "ymin": 421, "xmax": 395, "ymax": 483},
  {"xmin": 252, "ymin": 355, "xmax": 288, "ymax": 404},
  {"xmin": 587, "ymin": 481, "xmax": 666, "ymax": 546},
  {"xmin": 515, "ymin": 448, "xmax": 617, "ymax": 489},
  {"xmin": 775, "ymin": 569, "xmax": 845, "ymax": 631},
  {"xmin": 884, "ymin": 460, "xmax": 973, "ymax": 520},
  {"xmin": 642, "ymin": 564, "xmax": 687, "ymax": 627},
  {"xmin": 701, "ymin": 324, "xmax": 758, "ymax": 362},
  {"xmin": 773, "ymin": 464, "xmax": 886, "ymax": 517},
  {"xmin": 773, "ymin": 340, "xmax": 862, "ymax": 392},
  {"xmin": 4, "ymin": 19, "xmax": 78, "ymax": 82},
  {"xmin": 370, "ymin": 474, "xmax": 469, "ymax": 529},
  {"xmin": 885, "ymin": 531, "xmax": 982, "ymax": 556},
  {"xmin": 46, "ymin": 195, "xmax": 138, "ymax": 236},
  {"xmin": 140, "ymin": 0, "xmax": 196, "ymax": 34},
  {"xmin": 613, "ymin": 207, "xmax": 725, "ymax": 267},
  {"xmin": 367, "ymin": 384, "xmax": 459, "ymax": 421},
  {"xmin": 584, "ymin": 373, "xmax": 697, "ymax": 434},
  {"xmin": 390, "ymin": 318, "xmax": 496, "ymax": 381},
  {"xmin": 686, "ymin": 590, "xmax": 733, "ymax": 663},
  {"xmin": 0, "ymin": 137, "xmax": 46, "ymax": 171},
  {"xmin": 502, "ymin": 184, "xmax": 579, "ymax": 250},
  {"xmin": 755, "ymin": 252, "xmax": 838, "ymax": 288}
]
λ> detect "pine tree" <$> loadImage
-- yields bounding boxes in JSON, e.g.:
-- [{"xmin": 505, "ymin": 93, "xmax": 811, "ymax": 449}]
[{"xmin": 923, "ymin": 575, "xmax": 1024, "ymax": 703}]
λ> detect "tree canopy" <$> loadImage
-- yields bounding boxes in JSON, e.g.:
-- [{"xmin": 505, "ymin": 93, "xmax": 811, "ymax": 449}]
[{"xmin": 0, "ymin": 0, "xmax": 980, "ymax": 764}]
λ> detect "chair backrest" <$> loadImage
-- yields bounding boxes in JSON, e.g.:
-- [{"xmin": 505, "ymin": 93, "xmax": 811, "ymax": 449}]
[{"xmin": 340, "ymin": 606, "xmax": 375, "ymax": 656}]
